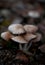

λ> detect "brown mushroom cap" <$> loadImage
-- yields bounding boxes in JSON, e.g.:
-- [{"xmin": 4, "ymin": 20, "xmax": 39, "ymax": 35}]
[
  {"xmin": 33, "ymin": 33, "xmax": 42, "ymax": 42},
  {"xmin": 15, "ymin": 53, "xmax": 29, "ymax": 62},
  {"xmin": 11, "ymin": 36, "xmax": 28, "ymax": 44},
  {"xmin": 8, "ymin": 24, "xmax": 25, "ymax": 34},
  {"xmin": 38, "ymin": 44, "xmax": 45, "ymax": 53},
  {"xmin": 24, "ymin": 25, "xmax": 38, "ymax": 33},
  {"xmin": 23, "ymin": 33, "xmax": 37, "ymax": 42},
  {"xmin": 1, "ymin": 31, "xmax": 13, "ymax": 41}
]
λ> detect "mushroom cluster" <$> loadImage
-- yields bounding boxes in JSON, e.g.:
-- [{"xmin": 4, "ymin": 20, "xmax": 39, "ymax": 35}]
[{"xmin": 1, "ymin": 24, "xmax": 42, "ymax": 55}]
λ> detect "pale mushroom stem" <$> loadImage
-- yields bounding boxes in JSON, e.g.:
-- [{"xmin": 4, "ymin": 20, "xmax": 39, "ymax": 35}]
[
  {"xmin": 19, "ymin": 44, "xmax": 23, "ymax": 50},
  {"xmin": 27, "ymin": 41, "xmax": 32, "ymax": 50},
  {"xmin": 24, "ymin": 51, "xmax": 32, "ymax": 55},
  {"xmin": 24, "ymin": 43, "xmax": 28, "ymax": 50},
  {"xmin": 19, "ymin": 43, "xmax": 32, "ymax": 55},
  {"xmin": 19, "ymin": 42, "xmax": 32, "ymax": 51}
]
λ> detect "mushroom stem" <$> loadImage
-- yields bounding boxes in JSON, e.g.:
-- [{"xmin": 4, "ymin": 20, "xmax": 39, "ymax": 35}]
[
  {"xmin": 19, "ymin": 43, "xmax": 33, "ymax": 56},
  {"xmin": 27, "ymin": 41, "xmax": 32, "ymax": 50},
  {"xmin": 19, "ymin": 44, "xmax": 23, "ymax": 50},
  {"xmin": 19, "ymin": 41, "xmax": 32, "ymax": 51},
  {"xmin": 24, "ymin": 51, "xmax": 32, "ymax": 55},
  {"xmin": 24, "ymin": 43, "xmax": 28, "ymax": 50}
]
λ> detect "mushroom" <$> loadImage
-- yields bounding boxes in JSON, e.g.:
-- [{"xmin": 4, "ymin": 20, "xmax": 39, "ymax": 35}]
[
  {"xmin": 14, "ymin": 50, "xmax": 29, "ymax": 65},
  {"xmin": 1, "ymin": 31, "xmax": 13, "ymax": 41},
  {"xmin": 24, "ymin": 25, "xmax": 38, "ymax": 33},
  {"xmin": 38, "ymin": 44, "xmax": 45, "ymax": 53},
  {"xmin": 33, "ymin": 33, "xmax": 42, "ymax": 42},
  {"xmin": 11, "ymin": 36, "xmax": 27, "ymax": 50},
  {"xmin": 15, "ymin": 53, "xmax": 29, "ymax": 63},
  {"xmin": 28, "ymin": 11, "xmax": 40, "ymax": 18},
  {"xmin": 22, "ymin": 33, "xmax": 37, "ymax": 53},
  {"xmin": 8, "ymin": 24, "xmax": 25, "ymax": 35},
  {"xmin": 11, "ymin": 34, "xmax": 36, "ymax": 55}
]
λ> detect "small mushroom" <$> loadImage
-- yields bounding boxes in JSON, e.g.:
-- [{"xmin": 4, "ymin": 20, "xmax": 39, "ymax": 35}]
[
  {"xmin": 28, "ymin": 11, "xmax": 40, "ymax": 18},
  {"xmin": 33, "ymin": 33, "xmax": 42, "ymax": 42},
  {"xmin": 8, "ymin": 24, "xmax": 25, "ymax": 35},
  {"xmin": 1, "ymin": 31, "xmax": 13, "ymax": 41},
  {"xmin": 24, "ymin": 25, "xmax": 38, "ymax": 33},
  {"xmin": 11, "ymin": 34, "xmax": 36, "ymax": 55},
  {"xmin": 38, "ymin": 44, "xmax": 45, "ymax": 53},
  {"xmin": 15, "ymin": 53, "xmax": 29, "ymax": 63},
  {"xmin": 11, "ymin": 36, "xmax": 27, "ymax": 50},
  {"xmin": 22, "ymin": 33, "xmax": 37, "ymax": 52}
]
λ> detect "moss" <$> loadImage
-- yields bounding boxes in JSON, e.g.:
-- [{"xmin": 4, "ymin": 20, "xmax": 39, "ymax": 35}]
[{"xmin": 1, "ymin": 20, "xmax": 11, "ymax": 26}]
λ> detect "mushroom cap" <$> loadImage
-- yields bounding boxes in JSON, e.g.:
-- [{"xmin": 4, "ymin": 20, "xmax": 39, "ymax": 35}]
[
  {"xmin": 24, "ymin": 25, "xmax": 38, "ymax": 33},
  {"xmin": 38, "ymin": 44, "xmax": 45, "ymax": 53},
  {"xmin": 23, "ymin": 33, "xmax": 37, "ymax": 42},
  {"xmin": 15, "ymin": 54, "xmax": 28, "ymax": 62},
  {"xmin": 1, "ymin": 31, "xmax": 13, "ymax": 41},
  {"xmin": 8, "ymin": 24, "xmax": 25, "ymax": 34},
  {"xmin": 33, "ymin": 33, "xmax": 42, "ymax": 42},
  {"xmin": 11, "ymin": 36, "xmax": 28, "ymax": 44},
  {"xmin": 28, "ymin": 11, "xmax": 40, "ymax": 18}
]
